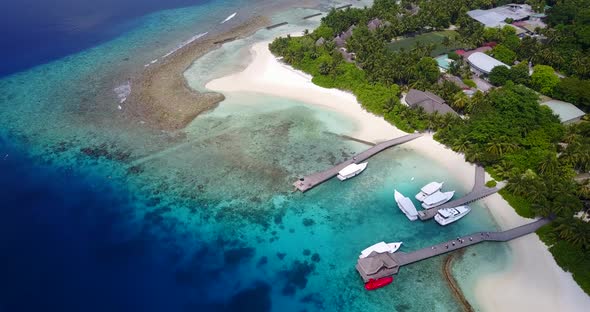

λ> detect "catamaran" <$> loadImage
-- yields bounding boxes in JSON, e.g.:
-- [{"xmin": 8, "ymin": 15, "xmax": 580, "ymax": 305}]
[
  {"xmin": 421, "ymin": 190, "xmax": 455, "ymax": 209},
  {"xmin": 415, "ymin": 181, "xmax": 444, "ymax": 202},
  {"xmin": 435, "ymin": 206, "xmax": 471, "ymax": 226},
  {"xmin": 337, "ymin": 162, "xmax": 368, "ymax": 181},
  {"xmin": 394, "ymin": 189, "xmax": 419, "ymax": 221},
  {"xmin": 359, "ymin": 241, "xmax": 402, "ymax": 259}
]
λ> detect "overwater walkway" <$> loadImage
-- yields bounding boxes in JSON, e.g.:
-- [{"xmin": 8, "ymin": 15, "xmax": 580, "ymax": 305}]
[
  {"xmin": 418, "ymin": 166, "xmax": 500, "ymax": 220},
  {"xmin": 293, "ymin": 133, "xmax": 422, "ymax": 192},
  {"xmin": 356, "ymin": 218, "xmax": 551, "ymax": 282}
]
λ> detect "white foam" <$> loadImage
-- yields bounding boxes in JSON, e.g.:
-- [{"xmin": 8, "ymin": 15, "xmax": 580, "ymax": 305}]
[
  {"xmin": 221, "ymin": 12, "xmax": 237, "ymax": 24},
  {"xmin": 114, "ymin": 80, "xmax": 131, "ymax": 104},
  {"xmin": 162, "ymin": 32, "xmax": 209, "ymax": 59}
]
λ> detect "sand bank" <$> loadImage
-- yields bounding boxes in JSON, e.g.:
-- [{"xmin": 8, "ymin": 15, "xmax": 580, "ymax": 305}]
[
  {"xmin": 206, "ymin": 41, "xmax": 406, "ymax": 142},
  {"xmin": 475, "ymin": 194, "xmax": 590, "ymax": 311},
  {"xmin": 205, "ymin": 40, "xmax": 590, "ymax": 311},
  {"xmin": 124, "ymin": 17, "xmax": 269, "ymax": 131}
]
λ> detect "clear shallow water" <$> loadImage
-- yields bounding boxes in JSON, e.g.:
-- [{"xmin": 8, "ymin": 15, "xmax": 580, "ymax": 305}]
[{"xmin": 0, "ymin": 1, "xmax": 510, "ymax": 311}]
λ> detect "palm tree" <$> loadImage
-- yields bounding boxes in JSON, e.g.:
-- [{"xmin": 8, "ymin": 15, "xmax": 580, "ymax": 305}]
[
  {"xmin": 452, "ymin": 92, "xmax": 469, "ymax": 112},
  {"xmin": 538, "ymin": 153, "xmax": 559, "ymax": 176},
  {"xmin": 555, "ymin": 221, "xmax": 577, "ymax": 241}
]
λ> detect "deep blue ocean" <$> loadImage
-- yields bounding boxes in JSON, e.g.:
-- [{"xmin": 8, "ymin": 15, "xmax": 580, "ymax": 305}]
[
  {"xmin": 0, "ymin": 137, "xmax": 271, "ymax": 311},
  {"xmin": 0, "ymin": 0, "xmax": 210, "ymax": 76}
]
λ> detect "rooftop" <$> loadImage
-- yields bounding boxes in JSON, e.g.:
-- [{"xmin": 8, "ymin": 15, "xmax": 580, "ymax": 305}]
[
  {"xmin": 406, "ymin": 89, "xmax": 458, "ymax": 116},
  {"xmin": 541, "ymin": 100, "xmax": 586, "ymax": 123},
  {"xmin": 467, "ymin": 4, "xmax": 534, "ymax": 27},
  {"xmin": 467, "ymin": 52, "xmax": 509, "ymax": 74}
]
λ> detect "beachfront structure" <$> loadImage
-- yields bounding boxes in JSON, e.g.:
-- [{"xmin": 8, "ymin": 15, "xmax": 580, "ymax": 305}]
[
  {"xmin": 541, "ymin": 99, "xmax": 586, "ymax": 124},
  {"xmin": 405, "ymin": 89, "xmax": 459, "ymax": 116},
  {"xmin": 367, "ymin": 18, "xmax": 383, "ymax": 31},
  {"xmin": 467, "ymin": 52, "xmax": 509, "ymax": 76},
  {"xmin": 356, "ymin": 218, "xmax": 551, "ymax": 282},
  {"xmin": 467, "ymin": 4, "xmax": 534, "ymax": 28}
]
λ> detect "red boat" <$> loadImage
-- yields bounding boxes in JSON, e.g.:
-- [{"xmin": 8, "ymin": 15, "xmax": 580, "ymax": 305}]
[{"xmin": 364, "ymin": 276, "xmax": 393, "ymax": 290}]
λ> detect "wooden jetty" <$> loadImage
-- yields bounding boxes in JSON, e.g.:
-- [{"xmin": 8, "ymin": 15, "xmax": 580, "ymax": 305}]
[
  {"xmin": 336, "ymin": 4, "xmax": 353, "ymax": 10},
  {"xmin": 293, "ymin": 133, "xmax": 422, "ymax": 192},
  {"xmin": 302, "ymin": 13, "xmax": 323, "ymax": 20},
  {"xmin": 418, "ymin": 166, "xmax": 499, "ymax": 220},
  {"xmin": 356, "ymin": 218, "xmax": 551, "ymax": 282},
  {"xmin": 266, "ymin": 22, "xmax": 288, "ymax": 30}
]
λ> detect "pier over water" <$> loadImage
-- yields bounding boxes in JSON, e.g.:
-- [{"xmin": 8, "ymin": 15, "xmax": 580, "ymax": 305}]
[
  {"xmin": 293, "ymin": 133, "xmax": 422, "ymax": 192},
  {"xmin": 418, "ymin": 165, "xmax": 500, "ymax": 220},
  {"xmin": 356, "ymin": 218, "xmax": 551, "ymax": 282}
]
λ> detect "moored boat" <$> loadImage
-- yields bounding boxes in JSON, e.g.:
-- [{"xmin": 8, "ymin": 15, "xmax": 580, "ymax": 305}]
[
  {"xmin": 364, "ymin": 276, "xmax": 393, "ymax": 290},
  {"xmin": 421, "ymin": 190, "xmax": 455, "ymax": 209},
  {"xmin": 394, "ymin": 189, "xmax": 418, "ymax": 221},
  {"xmin": 359, "ymin": 241, "xmax": 402, "ymax": 259},
  {"xmin": 337, "ymin": 162, "xmax": 368, "ymax": 181},
  {"xmin": 415, "ymin": 181, "xmax": 444, "ymax": 202},
  {"xmin": 435, "ymin": 206, "xmax": 471, "ymax": 226}
]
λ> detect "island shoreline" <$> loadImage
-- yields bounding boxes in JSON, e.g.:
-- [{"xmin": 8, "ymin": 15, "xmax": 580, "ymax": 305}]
[
  {"xmin": 204, "ymin": 40, "xmax": 590, "ymax": 311},
  {"xmin": 123, "ymin": 17, "xmax": 270, "ymax": 131}
]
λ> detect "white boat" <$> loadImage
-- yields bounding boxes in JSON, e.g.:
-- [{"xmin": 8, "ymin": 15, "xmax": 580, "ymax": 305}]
[
  {"xmin": 359, "ymin": 241, "xmax": 403, "ymax": 259},
  {"xmin": 421, "ymin": 191, "xmax": 455, "ymax": 209},
  {"xmin": 394, "ymin": 189, "xmax": 418, "ymax": 221},
  {"xmin": 337, "ymin": 162, "xmax": 368, "ymax": 181},
  {"xmin": 435, "ymin": 206, "xmax": 471, "ymax": 226},
  {"xmin": 415, "ymin": 181, "xmax": 444, "ymax": 202}
]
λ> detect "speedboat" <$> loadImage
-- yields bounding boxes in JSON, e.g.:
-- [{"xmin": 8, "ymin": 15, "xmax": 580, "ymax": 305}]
[
  {"xmin": 359, "ymin": 241, "xmax": 402, "ymax": 259},
  {"xmin": 337, "ymin": 162, "xmax": 368, "ymax": 181},
  {"xmin": 415, "ymin": 181, "xmax": 444, "ymax": 202},
  {"xmin": 394, "ymin": 189, "xmax": 418, "ymax": 221},
  {"xmin": 364, "ymin": 276, "xmax": 393, "ymax": 290},
  {"xmin": 421, "ymin": 191, "xmax": 455, "ymax": 209},
  {"xmin": 435, "ymin": 206, "xmax": 471, "ymax": 226}
]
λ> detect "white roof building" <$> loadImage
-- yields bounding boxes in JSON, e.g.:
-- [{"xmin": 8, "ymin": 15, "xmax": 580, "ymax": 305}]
[
  {"xmin": 467, "ymin": 4, "xmax": 534, "ymax": 28},
  {"xmin": 541, "ymin": 100, "xmax": 586, "ymax": 124},
  {"xmin": 467, "ymin": 52, "xmax": 510, "ymax": 75}
]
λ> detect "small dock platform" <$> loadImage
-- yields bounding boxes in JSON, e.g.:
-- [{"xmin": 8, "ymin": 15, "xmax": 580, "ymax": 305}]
[
  {"xmin": 302, "ymin": 13, "xmax": 323, "ymax": 20},
  {"xmin": 293, "ymin": 133, "xmax": 422, "ymax": 192},
  {"xmin": 418, "ymin": 166, "xmax": 499, "ymax": 220},
  {"xmin": 356, "ymin": 218, "xmax": 551, "ymax": 282},
  {"xmin": 266, "ymin": 22, "xmax": 288, "ymax": 30}
]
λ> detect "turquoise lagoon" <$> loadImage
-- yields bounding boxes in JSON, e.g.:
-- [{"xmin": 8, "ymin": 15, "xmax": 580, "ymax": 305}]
[{"xmin": 0, "ymin": 1, "xmax": 510, "ymax": 311}]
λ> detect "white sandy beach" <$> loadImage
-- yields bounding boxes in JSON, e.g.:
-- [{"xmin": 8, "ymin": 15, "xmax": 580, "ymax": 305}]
[{"xmin": 205, "ymin": 40, "xmax": 590, "ymax": 311}]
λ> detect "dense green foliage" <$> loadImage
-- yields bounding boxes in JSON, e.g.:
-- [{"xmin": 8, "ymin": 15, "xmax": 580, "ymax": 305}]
[
  {"xmin": 513, "ymin": 0, "xmax": 590, "ymax": 80},
  {"xmin": 485, "ymin": 180, "xmax": 497, "ymax": 188},
  {"xmin": 488, "ymin": 44, "xmax": 517, "ymax": 64},
  {"xmin": 531, "ymin": 65, "xmax": 560, "ymax": 94},
  {"xmin": 552, "ymin": 77, "xmax": 590, "ymax": 111},
  {"xmin": 488, "ymin": 62, "xmax": 530, "ymax": 86}
]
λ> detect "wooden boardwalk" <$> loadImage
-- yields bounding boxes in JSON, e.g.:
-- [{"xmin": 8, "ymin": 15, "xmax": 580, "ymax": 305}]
[
  {"xmin": 418, "ymin": 166, "xmax": 499, "ymax": 220},
  {"xmin": 356, "ymin": 218, "xmax": 551, "ymax": 282},
  {"xmin": 293, "ymin": 133, "xmax": 422, "ymax": 192}
]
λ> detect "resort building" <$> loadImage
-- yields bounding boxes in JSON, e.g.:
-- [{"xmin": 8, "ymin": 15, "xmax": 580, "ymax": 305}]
[
  {"xmin": 541, "ymin": 99, "xmax": 586, "ymax": 124},
  {"xmin": 405, "ymin": 89, "xmax": 458, "ymax": 116},
  {"xmin": 467, "ymin": 4, "xmax": 534, "ymax": 28},
  {"xmin": 467, "ymin": 52, "xmax": 509, "ymax": 76}
]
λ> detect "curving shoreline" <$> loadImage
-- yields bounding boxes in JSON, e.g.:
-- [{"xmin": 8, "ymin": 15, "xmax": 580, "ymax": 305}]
[
  {"xmin": 205, "ymin": 39, "xmax": 590, "ymax": 311},
  {"xmin": 443, "ymin": 251, "xmax": 474, "ymax": 312},
  {"xmin": 123, "ymin": 17, "xmax": 270, "ymax": 131}
]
